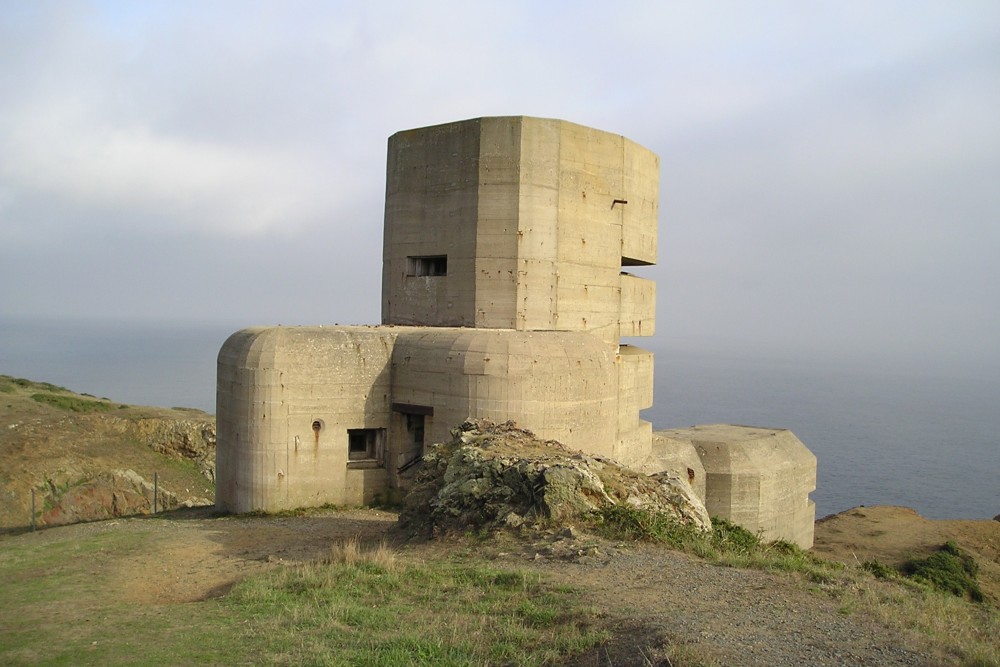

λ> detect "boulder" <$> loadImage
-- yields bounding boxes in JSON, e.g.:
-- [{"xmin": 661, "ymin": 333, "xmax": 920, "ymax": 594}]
[{"xmin": 400, "ymin": 419, "xmax": 710, "ymax": 537}]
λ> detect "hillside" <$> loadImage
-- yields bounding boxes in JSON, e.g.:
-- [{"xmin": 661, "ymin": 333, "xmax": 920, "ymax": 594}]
[
  {"xmin": 1, "ymin": 374, "xmax": 997, "ymax": 665},
  {"xmin": 0, "ymin": 375, "xmax": 214, "ymax": 532}
]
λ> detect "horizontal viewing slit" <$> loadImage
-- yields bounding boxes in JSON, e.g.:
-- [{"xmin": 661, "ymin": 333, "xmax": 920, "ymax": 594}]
[{"xmin": 407, "ymin": 255, "xmax": 447, "ymax": 276}]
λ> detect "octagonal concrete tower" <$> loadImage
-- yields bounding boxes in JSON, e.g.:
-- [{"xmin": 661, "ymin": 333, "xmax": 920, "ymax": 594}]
[
  {"xmin": 381, "ymin": 117, "xmax": 658, "ymax": 461},
  {"xmin": 382, "ymin": 116, "xmax": 658, "ymax": 343}
]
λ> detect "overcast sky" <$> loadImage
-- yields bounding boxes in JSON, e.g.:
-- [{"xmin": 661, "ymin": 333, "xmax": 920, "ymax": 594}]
[{"xmin": 2, "ymin": 1, "xmax": 998, "ymax": 378}]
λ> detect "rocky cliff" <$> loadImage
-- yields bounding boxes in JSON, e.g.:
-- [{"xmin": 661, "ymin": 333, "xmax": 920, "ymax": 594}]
[{"xmin": 0, "ymin": 375, "xmax": 216, "ymax": 531}]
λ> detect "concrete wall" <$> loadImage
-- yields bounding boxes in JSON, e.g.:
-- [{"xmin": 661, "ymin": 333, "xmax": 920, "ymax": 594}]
[
  {"xmin": 659, "ymin": 424, "xmax": 817, "ymax": 548},
  {"xmin": 218, "ymin": 324, "xmax": 624, "ymax": 512},
  {"xmin": 390, "ymin": 329, "xmax": 619, "ymax": 459},
  {"xmin": 645, "ymin": 431, "xmax": 708, "ymax": 501},
  {"xmin": 382, "ymin": 120, "xmax": 483, "ymax": 327},
  {"xmin": 216, "ymin": 326, "xmax": 409, "ymax": 513},
  {"xmin": 381, "ymin": 116, "xmax": 659, "ymax": 346}
]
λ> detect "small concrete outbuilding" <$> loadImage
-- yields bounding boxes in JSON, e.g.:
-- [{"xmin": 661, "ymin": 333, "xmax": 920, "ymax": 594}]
[{"xmin": 216, "ymin": 116, "xmax": 817, "ymax": 548}]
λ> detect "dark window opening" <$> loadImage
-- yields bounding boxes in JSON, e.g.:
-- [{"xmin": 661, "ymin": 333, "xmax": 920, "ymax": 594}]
[
  {"xmin": 405, "ymin": 414, "xmax": 425, "ymax": 449},
  {"xmin": 407, "ymin": 255, "xmax": 447, "ymax": 277},
  {"xmin": 347, "ymin": 428, "xmax": 385, "ymax": 463}
]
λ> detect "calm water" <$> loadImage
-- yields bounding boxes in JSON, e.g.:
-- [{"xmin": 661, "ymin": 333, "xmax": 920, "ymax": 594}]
[{"xmin": 2, "ymin": 318, "xmax": 997, "ymax": 520}]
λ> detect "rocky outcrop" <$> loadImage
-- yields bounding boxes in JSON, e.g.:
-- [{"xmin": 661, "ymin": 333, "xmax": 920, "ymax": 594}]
[
  {"xmin": 104, "ymin": 416, "xmax": 217, "ymax": 482},
  {"xmin": 400, "ymin": 419, "xmax": 710, "ymax": 537},
  {"xmin": 38, "ymin": 469, "xmax": 211, "ymax": 527}
]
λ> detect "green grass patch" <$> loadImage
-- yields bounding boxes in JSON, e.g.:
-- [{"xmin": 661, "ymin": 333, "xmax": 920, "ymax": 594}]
[
  {"xmin": 227, "ymin": 542, "xmax": 608, "ymax": 666},
  {"xmin": 589, "ymin": 505, "xmax": 839, "ymax": 579},
  {"xmin": 0, "ymin": 528, "xmax": 248, "ymax": 666},
  {"xmin": 1, "ymin": 528, "xmax": 608, "ymax": 667},
  {"xmin": 30, "ymin": 393, "xmax": 113, "ymax": 413}
]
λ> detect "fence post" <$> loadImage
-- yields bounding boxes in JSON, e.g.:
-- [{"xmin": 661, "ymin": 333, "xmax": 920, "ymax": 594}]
[
  {"xmin": 153, "ymin": 472, "xmax": 158, "ymax": 515},
  {"xmin": 31, "ymin": 488, "xmax": 36, "ymax": 532}
]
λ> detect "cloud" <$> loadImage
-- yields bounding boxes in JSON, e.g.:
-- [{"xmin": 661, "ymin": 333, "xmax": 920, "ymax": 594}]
[{"xmin": 1, "ymin": 1, "xmax": 999, "ymax": 374}]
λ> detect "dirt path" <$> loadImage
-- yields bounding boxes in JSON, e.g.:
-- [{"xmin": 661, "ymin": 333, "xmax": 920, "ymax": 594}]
[
  {"xmin": 13, "ymin": 505, "xmax": 992, "ymax": 666},
  {"xmin": 106, "ymin": 508, "xmax": 398, "ymax": 605}
]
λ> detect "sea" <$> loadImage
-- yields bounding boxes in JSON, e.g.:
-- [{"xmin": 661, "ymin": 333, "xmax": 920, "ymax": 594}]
[{"xmin": 1, "ymin": 317, "xmax": 997, "ymax": 521}]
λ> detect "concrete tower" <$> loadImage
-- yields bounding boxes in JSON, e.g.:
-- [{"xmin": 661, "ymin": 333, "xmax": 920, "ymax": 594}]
[{"xmin": 214, "ymin": 115, "xmax": 816, "ymax": 549}]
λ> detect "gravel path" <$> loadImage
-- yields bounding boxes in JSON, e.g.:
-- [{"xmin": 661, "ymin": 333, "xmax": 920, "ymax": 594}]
[{"xmin": 485, "ymin": 536, "xmax": 947, "ymax": 666}]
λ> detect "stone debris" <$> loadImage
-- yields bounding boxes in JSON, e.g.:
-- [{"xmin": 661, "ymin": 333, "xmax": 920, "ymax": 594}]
[{"xmin": 399, "ymin": 419, "xmax": 710, "ymax": 537}]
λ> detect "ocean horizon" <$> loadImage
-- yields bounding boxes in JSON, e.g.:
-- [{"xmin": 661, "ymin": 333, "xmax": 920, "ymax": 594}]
[{"xmin": 2, "ymin": 317, "xmax": 996, "ymax": 521}]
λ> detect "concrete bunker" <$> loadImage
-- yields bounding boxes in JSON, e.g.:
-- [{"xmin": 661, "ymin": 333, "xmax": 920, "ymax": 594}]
[{"xmin": 216, "ymin": 116, "xmax": 818, "ymax": 547}]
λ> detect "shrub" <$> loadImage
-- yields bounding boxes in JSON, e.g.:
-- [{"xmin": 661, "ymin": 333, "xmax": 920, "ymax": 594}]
[
  {"xmin": 902, "ymin": 541, "xmax": 984, "ymax": 602},
  {"xmin": 862, "ymin": 559, "xmax": 899, "ymax": 580}
]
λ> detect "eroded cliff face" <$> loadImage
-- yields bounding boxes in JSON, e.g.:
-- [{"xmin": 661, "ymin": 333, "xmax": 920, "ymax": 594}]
[
  {"xmin": 104, "ymin": 416, "xmax": 216, "ymax": 482},
  {"xmin": 1, "ymin": 385, "xmax": 217, "ymax": 531},
  {"xmin": 399, "ymin": 419, "xmax": 710, "ymax": 537},
  {"xmin": 29, "ymin": 417, "xmax": 217, "ymax": 527}
]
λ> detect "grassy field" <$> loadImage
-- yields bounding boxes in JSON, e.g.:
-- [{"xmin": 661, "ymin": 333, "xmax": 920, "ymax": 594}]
[{"xmin": 0, "ymin": 529, "xmax": 607, "ymax": 667}]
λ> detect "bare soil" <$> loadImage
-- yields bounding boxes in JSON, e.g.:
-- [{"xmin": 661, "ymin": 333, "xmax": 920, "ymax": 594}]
[{"xmin": 13, "ymin": 504, "xmax": 995, "ymax": 666}]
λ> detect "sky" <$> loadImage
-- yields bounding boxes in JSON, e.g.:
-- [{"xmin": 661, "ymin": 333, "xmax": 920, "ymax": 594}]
[{"xmin": 2, "ymin": 0, "xmax": 999, "ymax": 379}]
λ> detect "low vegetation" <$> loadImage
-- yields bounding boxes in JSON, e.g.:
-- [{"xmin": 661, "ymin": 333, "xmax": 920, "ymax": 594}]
[
  {"xmin": 0, "ymin": 529, "xmax": 607, "ymax": 667},
  {"xmin": 230, "ymin": 536, "xmax": 608, "ymax": 666},
  {"xmin": 0, "ymin": 375, "xmax": 69, "ymax": 394},
  {"xmin": 865, "ymin": 541, "xmax": 985, "ymax": 602},
  {"xmin": 591, "ymin": 505, "xmax": 999, "ymax": 666},
  {"xmin": 590, "ymin": 505, "xmax": 840, "ymax": 580},
  {"xmin": 29, "ymin": 392, "xmax": 115, "ymax": 413}
]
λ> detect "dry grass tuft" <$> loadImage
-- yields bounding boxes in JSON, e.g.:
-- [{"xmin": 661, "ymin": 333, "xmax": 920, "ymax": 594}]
[{"xmin": 328, "ymin": 536, "xmax": 397, "ymax": 570}]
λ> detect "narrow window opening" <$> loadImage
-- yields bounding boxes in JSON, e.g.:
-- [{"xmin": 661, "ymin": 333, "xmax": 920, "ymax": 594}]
[
  {"xmin": 347, "ymin": 428, "xmax": 385, "ymax": 463},
  {"xmin": 407, "ymin": 255, "xmax": 447, "ymax": 277},
  {"xmin": 406, "ymin": 414, "xmax": 425, "ymax": 449}
]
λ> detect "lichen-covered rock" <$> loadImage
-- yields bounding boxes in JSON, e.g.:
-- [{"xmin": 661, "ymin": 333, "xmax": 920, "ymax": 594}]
[{"xmin": 399, "ymin": 419, "xmax": 710, "ymax": 536}]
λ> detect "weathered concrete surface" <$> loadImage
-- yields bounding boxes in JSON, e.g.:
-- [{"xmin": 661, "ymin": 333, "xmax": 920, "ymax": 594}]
[
  {"xmin": 216, "ymin": 326, "xmax": 646, "ymax": 512},
  {"xmin": 390, "ymin": 329, "xmax": 619, "ymax": 460},
  {"xmin": 660, "ymin": 424, "xmax": 817, "ymax": 548},
  {"xmin": 216, "ymin": 326, "xmax": 407, "ymax": 513},
  {"xmin": 382, "ymin": 116, "xmax": 658, "ymax": 344},
  {"xmin": 643, "ymin": 431, "xmax": 708, "ymax": 502}
]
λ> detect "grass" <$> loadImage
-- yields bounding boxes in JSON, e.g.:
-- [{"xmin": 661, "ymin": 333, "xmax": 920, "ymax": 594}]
[
  {"xmin": 0, "ymin": 375, "xmax": 69, "ymax": 394},
  {"xmin": 590, "ymin": 505, "xmax": 840, "ymax": 580},
  {"xmin": 864, "ymin": 542, "xmax": 985, "ymax": 602},
  {"xmin": 903, "ymin": 541, "xmax": 985, "ymax": 602},
  {"xmin": 30, "ymin": 393, "xmax": 114, "ymax": 413},
  {"xmin": 228, "ymin": 536, "xmax": 609, "ymax": 666},
  {"xmin": 0, "ymin": 528, "xmax": 247, "ymax": 666},
  {"xmin": 0, "ymin": 529, "xmax": 609, "ymax": 667},
  {"xmin": 839, "ymin": 571, "xmax": 1000, "ymax": 667}
]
